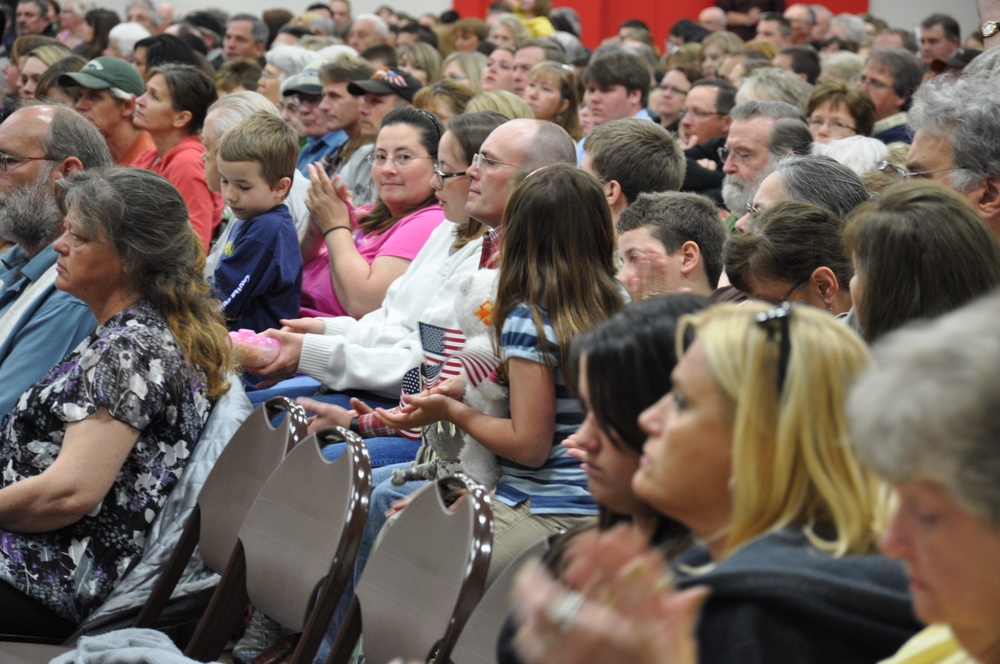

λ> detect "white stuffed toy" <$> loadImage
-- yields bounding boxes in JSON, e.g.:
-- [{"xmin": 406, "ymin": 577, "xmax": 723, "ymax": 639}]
[{"xmin": 390, "ymin": 269, "xmax": 507, "ymax": 489}]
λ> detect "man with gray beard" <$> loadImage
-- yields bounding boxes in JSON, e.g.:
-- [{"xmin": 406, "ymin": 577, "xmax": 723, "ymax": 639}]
[
  {"xmin": 720, "ymin": 101, "xmax": 812, "ymax": 232},
  {"xmin": 0, "ymin": 104, "xmax": 111, "ymax": 414}
]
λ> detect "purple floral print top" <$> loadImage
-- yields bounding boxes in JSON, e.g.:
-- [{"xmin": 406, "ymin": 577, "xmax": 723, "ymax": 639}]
[{"xmin": 0, "ymin": 301, "xmax": 212, "ymax": 622}]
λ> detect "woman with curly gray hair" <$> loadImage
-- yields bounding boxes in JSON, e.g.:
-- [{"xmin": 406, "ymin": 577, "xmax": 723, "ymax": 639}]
[{"xmin": 848, "ymin": 289, "xmax": 1000, "ymax": 664}]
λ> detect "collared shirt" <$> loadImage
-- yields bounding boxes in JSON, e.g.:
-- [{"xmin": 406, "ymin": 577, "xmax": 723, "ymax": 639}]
[
  {"xmin": 0, "ymin": 245, "xmax": 52, "ymax": 313},
  {"xmin": 296, "ymin": 130, "xmax": 348, "ymax": 176},
  {"xmin": 480, "ymin": 225, "xmax": 503, "ymax": 269},
  {"xmin": 0, "ymin": 244, "xmax": 96, "ymax": 415},
  {"xmin": 576, "ymin": 107, "xmax": 655, "ymax": 165},
  {"xmin": 873, "ymin": 111, "xmax": 908, "ymax": 137}
]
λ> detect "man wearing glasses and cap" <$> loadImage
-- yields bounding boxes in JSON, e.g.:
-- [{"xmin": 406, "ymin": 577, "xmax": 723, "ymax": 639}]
[
  {"xmin": 283, "ymin": 61, "xmax": 350, "ymax": 177},
  {"xmin": 59, "ymin": 56, "xmax": 153, "ymax": 166}
]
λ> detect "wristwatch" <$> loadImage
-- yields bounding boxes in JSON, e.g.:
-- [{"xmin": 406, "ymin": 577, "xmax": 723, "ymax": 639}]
[{"xmin": 983, "ymin": 21, "xmax": 1000, "ymax": 38}]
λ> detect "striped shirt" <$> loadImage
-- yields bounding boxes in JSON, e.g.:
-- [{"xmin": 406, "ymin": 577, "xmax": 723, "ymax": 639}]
[{"xmin": 494, "ymin": 304, "xmax": 596, "ymax": 516}]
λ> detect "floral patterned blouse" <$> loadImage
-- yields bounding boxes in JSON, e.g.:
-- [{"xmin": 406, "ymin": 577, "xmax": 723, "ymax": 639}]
[{"xmin": 0, "ymin": 301, "xmax": 212, "ymax": 623}]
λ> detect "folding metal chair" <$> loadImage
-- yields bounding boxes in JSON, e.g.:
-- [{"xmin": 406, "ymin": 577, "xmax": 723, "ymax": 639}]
[{"xmin": 327, "ymin": 473, "xmax": 493, "ymax": 664}]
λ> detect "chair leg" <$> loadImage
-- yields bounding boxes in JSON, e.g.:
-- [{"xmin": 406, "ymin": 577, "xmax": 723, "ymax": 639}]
[
  {"xmin": 184, "ymin": 544, "xmax": 250, "ymax": 662},
  {"xmin": 135, "ymin": 509, "xmax": 202, "ymax": 628},
  {"xmin": 323, "ymin": 596, "xmax": 362, "ymax": 664}
]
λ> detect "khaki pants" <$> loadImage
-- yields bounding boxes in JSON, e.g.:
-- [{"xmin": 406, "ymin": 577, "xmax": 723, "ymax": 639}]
[{"xmin": 486, "ymin": 500, "xmax": 592, "ymax": 586}]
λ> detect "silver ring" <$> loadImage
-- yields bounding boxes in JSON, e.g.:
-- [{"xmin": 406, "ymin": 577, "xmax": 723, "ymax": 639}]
[{"xmin": 545, "ymin": 589, "xmax": 587, "ymax": 634}]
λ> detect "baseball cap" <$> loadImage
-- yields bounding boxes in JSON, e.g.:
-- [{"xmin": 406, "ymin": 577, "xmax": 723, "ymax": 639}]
[
  {"xmin": 347, "ymin": 67, "xmax": 423, "ymax": 103},
  {"xmin": 281, "ymin": 63, "xmax": 323, "ymax": 97},
  {"xmin": 59, "ymin": 57, "xmax": 145, "ymax": 97}
]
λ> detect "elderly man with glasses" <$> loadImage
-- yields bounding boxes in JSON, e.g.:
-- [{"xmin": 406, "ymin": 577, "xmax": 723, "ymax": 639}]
[
  {"xmin": 718, "ymin": 100, "xmax": 813, "ymax": 231},
  {"xmin": 901, "ymin": 68, "xmax": 1000, "ymax": 240},
  {"xmin": 0, "ymin": 105, "xmax": 111, "ymax": 415}
]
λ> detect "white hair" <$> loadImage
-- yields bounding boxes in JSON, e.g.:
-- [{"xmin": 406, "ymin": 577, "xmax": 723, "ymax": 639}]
[
  {"xmin": 205, "ymin": 90, "xmax": 279, "ymax": 140},
  {"xmin": 811, "ymin": 135, "xmax": 888, "ymax": 177},
  {"xmin": 315, "ymin": 44, "xmax": 360, "ymax": 62},
  {"xmin": 265, "ymin": 45, "xmax": 318, "ymax": 82},
  {"xmin": 352, "ymin": 13, "xmax": 389, "ymax": 38},
  {"xmin": 107, "ymin": 21, "xmax": 152, "ymax": 58}
]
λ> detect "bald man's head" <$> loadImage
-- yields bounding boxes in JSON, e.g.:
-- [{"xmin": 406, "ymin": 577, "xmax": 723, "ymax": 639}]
[{"xmin": 465, "ymin": 119, "xmax": 575, "ymax": 227}]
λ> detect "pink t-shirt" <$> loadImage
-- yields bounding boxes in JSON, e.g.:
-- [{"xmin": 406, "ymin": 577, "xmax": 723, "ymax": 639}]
[{"xmin": 300, "ymin": 204, "xmax": 445, "ymax": 318}]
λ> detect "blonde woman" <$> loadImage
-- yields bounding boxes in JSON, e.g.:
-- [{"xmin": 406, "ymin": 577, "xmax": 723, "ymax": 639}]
[
  {"xmin": 511, "ymin": 302, "xmax": 922, "ymax": 664},
  {"xmin": 397, "ymin": 42, "xmax": 443, "ymax": 85},
  {"xmin": 466, "ymin": 89, "xmax": 533, "ymax": 119},
  {"xmin": 441, "ymin": 51, "xmax": 487, "ymax": 94}
]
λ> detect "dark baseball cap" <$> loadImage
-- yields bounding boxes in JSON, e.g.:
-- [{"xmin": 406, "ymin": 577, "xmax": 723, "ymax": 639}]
[
  {"xmin": 59, "ymin": 57, "xmax": 145, "ymax": 97},
  {"xmin": 347, "ymin": 67, "xmax": 423, "ymax": 103}
]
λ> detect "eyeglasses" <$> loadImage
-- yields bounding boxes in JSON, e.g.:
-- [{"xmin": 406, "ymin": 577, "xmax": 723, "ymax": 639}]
[
  {"xmin": 471, "ymin": 152, "xmax": 517, "ymax": 170},
  {"xmin": 745, "ymin": 201, "xmax": 763, "ymax": 223},
  {"xmin": 876, "ymin": 160, "xmax": 964, "ymax": 180},
  {"xmin": 858, "ymin": 75, "xmax": 889, "ymax": 91},
  {"xmin": 659, "ymin": 84, "xmax": 689, "ymax": 96},
  {"xmin": 808, "ymin": 118, "xmax": 856, "ymax": 132},
  {"xmin": 367, "ymin": 152, "xmax": 433, "ymax": 168},
  {"xmin": 0, "ymin": 152, "xmax": 57, "ymax": 175},
  {"xmin": 679, "ymin": 108, "xmax": 726, "ymax": 120},
  {"xmin": 718, "ymin": 146, "xmax": 763, "ymax": 164},
  {"xmin": 433, "ymin": 162, "xmax": 467, "ymax": 185},
  {"xmin": 755, "ymin": 302, "xmax": 794, "ymax": 395},
  {"xmin": 775, "ymin": 275, "xmax": 810, "ymax": 304}
]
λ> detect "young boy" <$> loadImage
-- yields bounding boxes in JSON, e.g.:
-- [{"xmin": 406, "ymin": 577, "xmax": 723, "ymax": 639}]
[{"xmin": 212, "ymin": 111, "xmax": 303, "ymax": 333}]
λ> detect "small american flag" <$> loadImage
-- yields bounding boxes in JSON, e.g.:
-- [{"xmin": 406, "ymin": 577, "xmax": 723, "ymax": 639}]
[
  {"xmin": 395, "ymin": 366, "xmax": 423, "ymax": 440},
  {"xmin": 437, "ymin": 345, "xmax": 499, "ymax": 388},
  {"xmin": 419, "ymin": 323, "xmax": 466, "ymax": 385}
]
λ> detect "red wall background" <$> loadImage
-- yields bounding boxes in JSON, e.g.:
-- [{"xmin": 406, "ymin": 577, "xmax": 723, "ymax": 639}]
[{"xmin": 454, "ymin": 0, "xmax": 870, "ymax": 50}]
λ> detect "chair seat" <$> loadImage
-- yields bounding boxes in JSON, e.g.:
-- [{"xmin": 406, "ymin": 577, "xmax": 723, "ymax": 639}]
[{"xmin": 0, "ymin": 641, "xmax": 71, "ymax": 663}]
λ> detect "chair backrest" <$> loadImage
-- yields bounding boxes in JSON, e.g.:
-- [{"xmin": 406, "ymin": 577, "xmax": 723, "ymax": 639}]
[
  {"xmin": 241, "ymin": 427, "xmax": 372, "ymax": 631},
  {"xmin": 185, "ymin": 426, "xmax": 372, "ymax": 664},
  {"xmin": 197, "ymin": 396, "xmax": 310, "ymax": 572},
  {"xmin": 351, "ymin": 474, "xmax": 493, "ymax": 664},
  {"xmin": 450, "ymin": 536, "xmax": 549, "ymax": 664},
  {"xmin": 133, "ymin": 396, "xmax": 307, "ymax": 629}
]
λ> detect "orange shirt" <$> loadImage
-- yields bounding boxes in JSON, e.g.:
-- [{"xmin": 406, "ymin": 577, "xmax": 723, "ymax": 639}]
[
  {"xmin": 116, "ymin": 130, "xmax": 156, "ymax": 167},
  {"xmin": 133, "ymin": 135, "xmax": 224, "ymax": 251}
]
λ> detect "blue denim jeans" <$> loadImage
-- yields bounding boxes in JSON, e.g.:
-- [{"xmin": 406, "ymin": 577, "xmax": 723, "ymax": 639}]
[{"xmin": 322, "ymin": 436, "xmax": 420, "ymax": 469}]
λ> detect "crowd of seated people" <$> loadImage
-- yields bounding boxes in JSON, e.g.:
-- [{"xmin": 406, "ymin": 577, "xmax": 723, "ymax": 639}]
[{"xmin": 0, "ymin": 1, "xmax": 998, "ymax": 662}]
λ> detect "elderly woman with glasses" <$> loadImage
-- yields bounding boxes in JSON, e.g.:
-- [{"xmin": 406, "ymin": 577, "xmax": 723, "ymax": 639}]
[
  {"xmin": 509, "ymin": 302, "xmax": 923, "ymax": 664},
  {"xmin": 847, "ymin": 290, "xmax": 1000, "ymax": 664},
  {"xmin": 806, "ymin": 81, "xmax": 876, "ymax": 143},
  {"xmin": 725, "ymin": 201, "xmax": 855, "ymax": 314}
]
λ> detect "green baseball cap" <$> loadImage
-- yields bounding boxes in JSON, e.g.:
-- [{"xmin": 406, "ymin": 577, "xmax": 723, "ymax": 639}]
[{"xmin": 59, "ymin": 57, "xmax": 146, "ymax": 97}]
